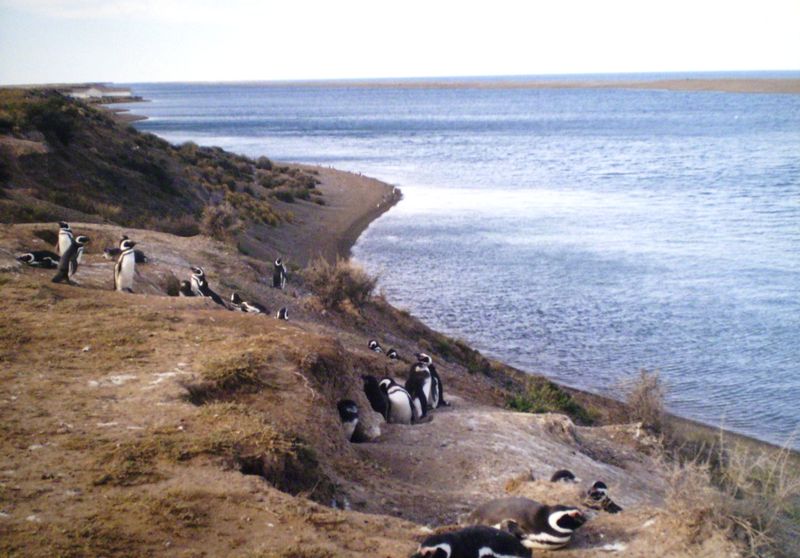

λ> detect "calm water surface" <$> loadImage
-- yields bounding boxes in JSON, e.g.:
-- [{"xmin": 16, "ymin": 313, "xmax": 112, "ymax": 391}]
[{"xmin": 120, "ymin": 74, "xmax": 800, "ymax": 447}]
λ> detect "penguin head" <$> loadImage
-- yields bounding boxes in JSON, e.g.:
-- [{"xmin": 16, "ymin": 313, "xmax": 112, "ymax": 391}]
[
  {"xmin": 58, "ymin": 221, "xmax": 71, "ymax": 230},
  {"xmin": 120, "ymin": 239, "xmax": 136, "ymax": 250},
  {"xmin": 336, "ymin": 399, "xmax": 359, "ymax": 422},
  {"xmin": 231, "ymin": 292, "xmax": 242, "ymax": 304},
  {"xmin": 387, "ymin": 348, "xmax": 398, "ymax": 359},
  {"xmin": 368, "ymin": 339, "xmax": 380, "ymax": 350},
  {"xmin": 17, "ymin": 253, "xmax": 34, "ymax": 264},
  {"xmin": 547, "ymin": 506, "xmax": 586, "ymax": 532},
  {"xmin": 587, "ymin": 481, "xmax": 609, "ymax": 500},
  {"xmin": 416, "ymin": 352, "xmax": 433, "ymax": 365},
  {"xmin": 411, "ymin": 362, "xmax": 430, "ymax": 374},
  {"xmin": 190, "ymin": 266, "xmax": 205, "ymax": 279},
  {"xmin": 550, "ymin": 469, "xmax": 579, "ymax": 483},
  {"xmin": 378, "ymin": 378, "xmax": 393, "ymax": 391},
  {"xmin": 74, "ymin": 236, "xmax": 90, "ymax": 245},
  {"xmin": 275, "ymin": 258, "xmax": 282, "ymax": 266}
]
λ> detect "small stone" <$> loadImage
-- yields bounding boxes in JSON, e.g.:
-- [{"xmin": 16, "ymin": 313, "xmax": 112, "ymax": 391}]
[
  {"xmin": 25, "ymin": 514, "xmax": 41, "ymax": 523},
  {"xmin": 82, "ymin": 346, "xmax": 91, "ymax": 353}
]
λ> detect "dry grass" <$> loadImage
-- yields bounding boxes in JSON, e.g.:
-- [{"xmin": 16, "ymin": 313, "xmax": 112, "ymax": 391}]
[
  {"xmin": 623, "ymin": 369, "xmax": 666, "ymax": 434},
  {"xmin": 303, "ymin": 257, "xmax": 377, "ymax": 311},
  {"xmin": 185, "ymin": 350, "xmax": 280, "ymax": 404}
]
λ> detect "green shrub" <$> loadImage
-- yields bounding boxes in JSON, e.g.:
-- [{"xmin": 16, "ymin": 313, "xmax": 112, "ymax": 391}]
[
  {"xmin": 507, "ymin": 379, "xmax": 593, "ymax": 425},
  {"xmin": 255, "ymin": 156, "xmax": 273, "ymax": 171},
  {"xmin": 25, "ymin": 96, "xmax": 77, "ymax": 145},
  {"xmin": 274, "ymin": 189, "xmax": 295, "ymax": 203}
]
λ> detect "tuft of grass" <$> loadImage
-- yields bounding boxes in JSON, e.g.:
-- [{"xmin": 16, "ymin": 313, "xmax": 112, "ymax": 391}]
[
  {"xmin": 507, "ymin": 378, "xmax": 594, "ymax": 425},
  {"xmin": 303, "ymin": 257, "xmax": 377, "ymax": 311},
  {"xmin": 623, "ymin": 369, "xmax": 666, "ymax": 434},
  {"xmin": 185, "ymin": 351, "xmax": 277, "ymax": 404}
]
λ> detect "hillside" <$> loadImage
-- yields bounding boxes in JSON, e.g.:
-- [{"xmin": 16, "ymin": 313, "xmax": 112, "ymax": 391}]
[{"xmin": 0, "ymin": 90, "xmax": 798, "ymax": 558}]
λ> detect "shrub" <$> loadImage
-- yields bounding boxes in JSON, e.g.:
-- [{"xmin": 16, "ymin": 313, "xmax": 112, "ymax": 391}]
[
  {"xmin": 507, "ymin": 378, "xmax": 594, "ymax": 425},
  {"xmin": 273, "ymin": 189, "xmax": 295, "ymax": 203},
  {"xmin": 255, "ymin": 156, "xmax": 273, "ymax": 171},
  {"xmin": 304, "ymin": 257, "xmax": 378, "ymax": 310},
  {"xmin": 200, "ymin": 204, "xmax": 239, "ymax": 240},
  {"xmin": 25, "ymin": 96, "xmax": 77, "ymax": 145},
  {"xmin": 156, "ymin": 214, "xmax": 200, "ymax": 237},
  {"xmin": 623, "ymin": 369, "xmax": 666, "ymax": 433}
]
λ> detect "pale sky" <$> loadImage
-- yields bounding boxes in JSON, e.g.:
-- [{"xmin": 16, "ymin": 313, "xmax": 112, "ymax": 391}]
[{"xmin": 1, "ymin": 0, "xmax": 798, "ymax": 85}]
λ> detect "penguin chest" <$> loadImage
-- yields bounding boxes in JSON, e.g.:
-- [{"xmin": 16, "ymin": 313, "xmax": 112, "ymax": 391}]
[
  {"xmin": 341, "ymin": 419, "xmax": 357, "ymax": 442},
  {"xmin": 118, "ymin": 253, "xmax": 135, "ymax": 289},
  {"xmin": 58, "ymin": 232, "xmax": 72, "ymax": 255},
  {"xmin": 422, "ymin": 376, "xmax": 433, "ymax": 403},
  {"xmin": 387, "ymin": 388, "xmax": 413, "ymax": 424}
]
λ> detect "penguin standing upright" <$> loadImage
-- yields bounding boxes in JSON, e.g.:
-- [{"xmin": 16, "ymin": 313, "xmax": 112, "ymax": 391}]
[
  {"xmin": 417, "ymin": 353, "xmax": 449, "ymax": 408},
  {"xmin": 276, "ymin": 307, "xmax": 289, "ymax": 320},
  {"xmin": 189, "ymin": 266, "xmax": 225, "ymax": 306},
  {"xmin": 361, "ymin": 374, "xmax": 389, "ymax": 421},
  {"xmin": 272, "ymin": 258, "xmax": 287, "ymax": 289},
  {"xmin": 104, "ymin": 235, "xmax": 147, "ymax": 263},
  {"xmin": 379, "ymin": 378, "xmax": 416, "ymax": 424},
  {"xmin": 411, "ymin": 525, "xmax": 531, "ymax": 558},
  {"xmin": 56, "ymin": 222, "xmax": 73, "ymax": 256},
  {"xmin": 584, "ymin": 481, "xmax": 623, "ymax": 513},
  {"xmin": 52, "ymin": 235, "xmax": 89, "ymax": 284},
  {"xmin": 114, "ymin": 238, "xmax": 137, "ymax": 293},
  {"xmin": 17, "ymin": 250, "xmax": 59, "ymax": 269},
  {"xmin": 405, "ymin": 362, "xmax": 432, "ymax": 418}
]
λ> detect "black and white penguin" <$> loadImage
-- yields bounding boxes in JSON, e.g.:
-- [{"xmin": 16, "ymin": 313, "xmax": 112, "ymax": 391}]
[
  {"xmin": 405, "ymin": 362, "xmax": 432, "ymax": 419},
  {"xmin": 52, "ymin": 235, "xmax": 89, "ymax": 284},
  {"xmin": 379, "ymin": 378, "xmax": 415, "ymax": 424},
  {"xmin": 56, "ymin": 221, "xmax": 73, "ymax": 256},
  {"xmin": 230, "ymin": 292, "xmax": 268, "ymax": 314},
  {"xmin": 272, "ymin": 258, "xmax": 287, "ymax": 289},
  {"xmin": 103, "ymin": 236, "xmax": 147, "ymax": 263},
  {"xmin": 386, "ymin": 348, "xmax": 399, "ymax": 360},
  {"xmin": 584, "ymin": 481, "xmax": 623, "ymax": 513},
  {"xmin": 411, "ymin": 525, "xmax": 531, "ymax": 558},
  {"xmin": 178, "ymin": 280, "xmax": 195, "ymax": 297},
  {"xmin": 362, "ymin": 374, "xmax": 389, "ymax": 421},
  {"xmin": 17, "ymin": 250, "xmax": 59, "ymax": 269},
  {"xmin": 550, "ymin": 469, "xmax": 581, "ymax": 483},
  {"xmin": 276, "ymin": 307, "xmax": 289, "ymax": 320},
  {"xmin": 336, "ymin": 399, "xmax": 372, "ymax": 443},
  {"xmin": 189, "ymin": 266, "xmax": 225, "ymax": 306},
  {"xmin": 114, "ymin": 238, "xmax": 137, "ymax": 293},
  {"xmin": 465, "ymin": 496, "xmax": 586, "ymax": 550},
  {"xmin": 368, "ymin": 339, "xmax": 383, "ymax": 353},
  {"xmin": 417, "ymin": 352, "xmax": 449, "ymax": 408}
]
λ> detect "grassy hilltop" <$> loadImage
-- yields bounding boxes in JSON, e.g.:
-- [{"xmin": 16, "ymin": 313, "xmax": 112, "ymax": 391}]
[{"xmin": 0, "ymin": 90, "xmax": 798, "ymax": 557}]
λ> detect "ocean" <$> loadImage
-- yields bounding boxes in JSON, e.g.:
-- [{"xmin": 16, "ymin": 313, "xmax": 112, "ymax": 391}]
[{"xmin": 119, "ymin": 74, "xmax": 800, "ymax": 448}]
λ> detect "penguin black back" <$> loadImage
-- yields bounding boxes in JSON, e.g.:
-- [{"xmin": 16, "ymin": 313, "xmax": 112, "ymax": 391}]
[
  {"xmin": 405, "ymin": 362, "xmax": 431, "ymax": 418},
  {"xmin": 361, "ymin": 374, "xmax": 389, "ymax": 421},
  {"xmin": 550, "ymin": 469, "xmax": 578, "ymax": 483},
  {"xmin": 411, "ymin": 525, "xmax": 531, "ymax": 558},
  {"xmin": 17, "ymin": 250, "xmax": 59, "ymax": 269},
  {"xmin": 52, "ymin": 235, "xmax": 89, "ymax": 283}
]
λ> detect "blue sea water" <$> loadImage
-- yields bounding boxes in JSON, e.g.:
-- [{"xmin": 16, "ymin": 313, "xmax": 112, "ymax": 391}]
[{"xmin": 119, "ymin": 74, "xmax": 800, "ymax": 448}]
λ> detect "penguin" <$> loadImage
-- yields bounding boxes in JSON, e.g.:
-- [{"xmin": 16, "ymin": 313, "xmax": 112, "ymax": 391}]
[
  {"xmin": 465, "ymin": 497, "xmax": 586, "ymax": 550},
  {"xmin": 336, "ymin": 400, "xmax": 372, "ymax": 443},
  {"xmin": 178, "ymin": 280, "xmax": 195, "ymax": 297},
  {"xmin": 230, "ymin": 292, "xmax": 268, "ymax": 314},
  {"xmin": 56, "ymin": 221, "xmax": 73, "ymax": 256},
  {"xmin": 386, "ymin": 348, "xmax": 399, "ymax": 360},
  {"xmin": 272, "ymin": 258, "xmax": 287, "ymax": 289},
  {"xmin": 51, "ymin": 235, "xmax": 89, "ymax": 284},
  {"xmin": 276, "ymin": 307, "xmax": 289, "ymax": 320},
  {"xmin": 103, "ymin": 242, "xmax": 147, "ymax": 263},
  {"xmin": 379, "ymin": 378, "xmax": 415, "ymax": 424},
  {"xmin": 189, "ymin": 266, "xmax": 225, "ymax": 307},
  {"xmin": 114, "ymin": 238, "xmax": 137, "ymax": 293},
  {"xmin": 361, "ymin": 374, "xmax": 389, "ymax": 421},
  {"xmin": 550, "ymin": 469, "xmax": 581, "ymax": 483},
  {"xmin": 17, "ymin": 250, "xmax": 59, "ymax": 269},
  {"xmin": 405, "ymin": 362, "xmax": 432, "ymax": 419},
  {"xmin": 584, "ymin": 481, "xmax": 623, "ymax": 513},
  {"xmin": 417, "ymin": 353, "xmax": 449, "ymax": 408},
  {"xmin": 411, "ymin": 524, "xmax": 531, "ymax": 558},
  {"xmin": 368, "ymin": 339, "xmax": 383, "ymax": 353}
]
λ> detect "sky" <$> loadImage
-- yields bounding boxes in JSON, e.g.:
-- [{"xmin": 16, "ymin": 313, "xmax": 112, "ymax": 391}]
[{"xmin": 0, "ymin": 0, "xmax": 798, "ymax": 85}]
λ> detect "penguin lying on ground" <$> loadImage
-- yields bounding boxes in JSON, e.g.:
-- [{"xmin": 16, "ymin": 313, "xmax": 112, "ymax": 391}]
[
  {"xmin": 336, "ymin": 400, "xmax": 373, "ymax": 443},
  {"xmin": 362, "ymin": 374, "xmax": 389, "ymax": 421},
  {"xmin": 405, "ymin": 362, "xmax": 432, "ymax": 419},
  {"xmin": 230, "ymin": 292, "xmax": 268, "ymax": 314},
  {"xmin": 273, "ymin": 258, "xmax": 287, "ymax": 289},
  {"xmin": 178, "ymin": 280, "xmax": 195, "ymax": 297},
  {"xmin": 411, "ymin": 524, "xmax": 531, "ymax": 558},
  {"xmin": 379, "ymin": 378, "xmax": 416, "ymax": 424},
  {"xmin": 114, "ymin": 238, "xmax": 137, "ymax": 293},
  {"xmin": 17, "ymin": 250, "xmax": 59, "ymax": 269},
  {"xmin": 417, "ymin": 353, "xmax": 449, "ymax": 408},
  {"xmin": 368, "ymin": 339, "xmax": 383, "ymax": 353},
  {"xmin": 550, "ymin": 469, "xmax": 581, "ymax": 483},
  {"xmin": 584, "ymin": 481, "xmax": 623, "ymax": 513},
  {"xmin": 52, "ymin": 235, "xmax": 90, "ymax": 284},
  {"xmin": 189, "ymin": 266, "xmax": 226, "ymax": 307},
  {"xmin": 465, "ymin": 496, "xmax": 586, "ymax": 550},
  {"xmin": 57, "ymin": 221, "xmax": 73, "ymax": 256}
]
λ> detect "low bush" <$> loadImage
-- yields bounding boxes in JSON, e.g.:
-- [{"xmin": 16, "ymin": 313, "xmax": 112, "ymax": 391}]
[
  {"xmin": 623, "ymin": 369, "xmax": 666, "ymax": 433},
  {"xmin": 304, "ymin": 257, "xmax": 378, "ymax": 310},
  {"xmin": 507, "ymin": 378, "xmax": 594, "ymax": 425}
]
